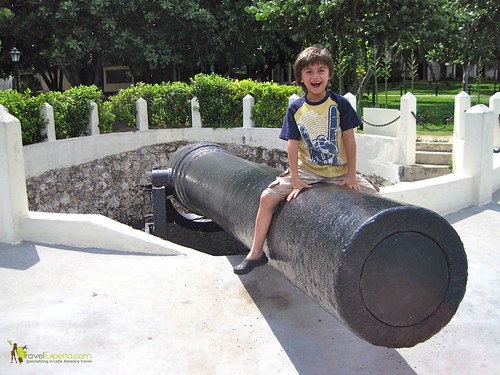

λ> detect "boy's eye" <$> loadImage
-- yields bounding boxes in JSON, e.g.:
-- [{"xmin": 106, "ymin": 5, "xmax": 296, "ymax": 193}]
[{"xmin": 303, "ymin": 67, "xmax": 328, "ymax": 75}]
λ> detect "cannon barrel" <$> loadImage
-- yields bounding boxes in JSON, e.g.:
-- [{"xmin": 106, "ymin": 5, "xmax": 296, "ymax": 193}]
[{"xmin": 161, "ymin": 143, "xmax": 467, "ymax": 348}]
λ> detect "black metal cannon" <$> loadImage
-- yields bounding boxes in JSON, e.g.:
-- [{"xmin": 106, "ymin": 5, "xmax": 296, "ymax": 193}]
[{"xmin": 152, "ymin": 143, "xmax": 468, "ymax": 348}]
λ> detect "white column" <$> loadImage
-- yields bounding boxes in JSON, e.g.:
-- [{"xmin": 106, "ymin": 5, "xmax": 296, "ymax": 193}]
[
  {"xmin": 343, "ymin": 92, "xmax": 357, "ymax": 111},
  {"xmin": 288, "ymin": 94, "xmax": 300, "ymax": 106},
  {"xmin": 40, "ymin": 102, "xmax": 56, "ymax": 142},
  {"xmin": 0, "ymin": 108, "xmax": 29, "ymax": 243},
  {"xmin": 452, "ymin": 92, "xmax": 471, "ymax": 174},
  {"xmin": 463, "ymin": 104, "xmax": 494, "ymax": 206},
  {"xmin": 399, "ymin": 92, "xmax": 417, "ymax": 165},
  {"xmin": 191, "ymin": 97, "xmax": 202, "ymax": 128},
  {"xmin": 243, "ymin": 94, "xmax": 255, "ymax": 128},
  {"xmin": 344, "ymin": 92, "xmax": 358, "ymax": 132},
  {"xmin": 136, "ymin": 97, "xmax": 149, "ymax": 131},
  {"xmin": 489, "ymin": 92, "xmax": 500, "ymax": 148},
  {"xmin": 454, "ymin": 91, "xmax": 471, "ymax": 141},
  {"xmin": 87, "ymin": 101, "xmax": 100, "ymax": 135}
]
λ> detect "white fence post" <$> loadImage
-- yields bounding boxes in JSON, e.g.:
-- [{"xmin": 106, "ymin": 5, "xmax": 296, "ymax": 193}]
[
  {"xmin": 87, "ymin": 101, "xmax": 100, "ymax": 135},
  {"xmin": 463, "ymin": 104, "xmax": 494, "ymax": 206},
  {"xmin": 452, "ymin": 92, "xmax": 471, "ymax": 174},
  {"xmin": 191, "ymin": 97, "xmax": 202, "ymax": 128},
  {"xmin": 243, "ymin": 94, "xmax": 255, "ymax": 128},
  {"xmin": 343, "ymin": 92, "xmax": 357, "ymax": 111},
  {"xmin": 289, "ymin": 94, "xmax": 300, "ymax": 106},
  {"xmin": 40, "ymin": 102, "xmax": 56, "ymax": 142},
  {"xmin": 344, "ymin": 92, "xmax": 359, "ymax": 132},
  {"xmin": 454, "ymin": 91, "xmax": 471, "ymax": 141},
  {"xmin": 489, "ymin": 92, "xmax": 500, "ymax": 148},
  {"xmin": 0, "ymin": 107, "xmax": 29, "ymax": 243},
  {"xmin": 399, "ymin": 92, "xmax": 417, "ymax": 165},
  {"xmin": 136, "ymin": 97, "xmax": 149, "ymax": 131}
]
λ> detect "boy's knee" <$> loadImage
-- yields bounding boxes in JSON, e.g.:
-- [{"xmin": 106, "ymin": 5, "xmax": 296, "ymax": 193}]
[{"xmin": 259, "ymin": 191, "xmax": 281, "ymax": 209}]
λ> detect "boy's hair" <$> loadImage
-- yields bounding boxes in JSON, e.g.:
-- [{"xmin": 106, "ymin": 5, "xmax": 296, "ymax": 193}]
[{"xmin": 294, "ymin": 45, "xmax": 334, "ymax": 93}]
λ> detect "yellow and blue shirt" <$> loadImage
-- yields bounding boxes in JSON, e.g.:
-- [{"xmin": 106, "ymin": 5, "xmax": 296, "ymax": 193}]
[{"xmin": 279, "ymin": 92, "xmax": 362, "ymax": 177}]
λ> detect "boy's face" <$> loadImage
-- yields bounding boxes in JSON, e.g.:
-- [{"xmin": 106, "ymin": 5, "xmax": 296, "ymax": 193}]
[{"xmin": 301, "ymin": 63, "xmax": 330, "ymax": 102}]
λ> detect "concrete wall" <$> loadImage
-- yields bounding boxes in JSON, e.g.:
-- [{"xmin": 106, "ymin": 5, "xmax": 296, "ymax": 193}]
[
  {"xmin": 25, "ymin": 139, "xmax": 288, "ymax": 230},
  {"xmin": 22, "ymin": 120, "xmax": 500, "ymax": 217}
]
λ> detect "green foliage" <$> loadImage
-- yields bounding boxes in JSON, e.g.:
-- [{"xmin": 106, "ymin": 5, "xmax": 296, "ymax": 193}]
[
  {"xmin": 0, "ymin": 85, "xmax": 110, "ymax": 144},
  {"xmin": 3, "ymin": 76, "xmax": 304, "ymax": 144},
  {"xmin": 191, "ymin": 73, "xmax": 244, "ymax": 128},
  {"xmin": 406, "ymin": 51, "xmax": 418, "ymax": 92},
  {"xmin": 147, "ymin": 82, "xmax": 193, "ymax": 128},
  {"xmin": 39, "ymin": 85, "xmax": 108, "ymax": 138},
  {"xmin": 0, "ymin": 89, "xmax": 46, "ymax": 145},
  {"xmin": 105, "ymin": 83, "xmax": 151, "ymax": 129},
  {"xmin": 335, "ymin": 43, "xmax": 351, "ymax": 94},
  {"xmin": 250, "ymin": 81, "xmax": 302, "ymax": 128},
  {"xmin": 1, "ymin": 1, "xmax": 266, "ymax": 89},
  {"xmin": 106, "ymin": 82, "xmax": 192, "ymax": 129},
  {"xmin": 191, "ymin": 74, "xmax": 301, "ymax": 129}
]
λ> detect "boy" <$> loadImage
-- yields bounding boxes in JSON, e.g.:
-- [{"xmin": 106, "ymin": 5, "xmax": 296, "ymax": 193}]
[{"xmin": 233, "ymin": 45, "xmax": 378, "ymax": 275}]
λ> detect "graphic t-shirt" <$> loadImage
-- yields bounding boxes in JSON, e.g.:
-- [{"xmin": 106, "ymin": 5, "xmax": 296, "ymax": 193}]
[{"xmin": 279, "ymin": 92, "xmax": 362, "ymax": 177}]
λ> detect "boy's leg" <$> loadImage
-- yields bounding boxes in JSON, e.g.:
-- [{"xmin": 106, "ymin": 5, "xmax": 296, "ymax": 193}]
[
  {"xmin": 233, "ymin": 192, "xmax": 281, "ymax": 275},
  {"xmin": 325, "ymin": 174, "xmax": 379, "ymax": 194},
  {"xmin": 355, "ymin": 174, "xmax": 380, "ymax": 193},
  {"xmin": 247, "ymin": 192, "xmax": 282, "ymax": 260},
  {"xmin": 233, "ymin": 168, "xmax": 317, "ymax": 274}
]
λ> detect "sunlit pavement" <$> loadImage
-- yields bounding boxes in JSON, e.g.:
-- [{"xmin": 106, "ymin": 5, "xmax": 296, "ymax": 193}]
[{"xmin": 1, "ymin": 190, "xmax": 499, "ymax": 375}]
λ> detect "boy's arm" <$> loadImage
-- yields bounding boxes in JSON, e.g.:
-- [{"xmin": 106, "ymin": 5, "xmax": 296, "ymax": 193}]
[
  {"xmin": 287, "ymin": 139, "xmax": 311, "ymax": 201},
  {"xmin": 341, "ymin": 129, "xmax": 360, "ymax": 190}
]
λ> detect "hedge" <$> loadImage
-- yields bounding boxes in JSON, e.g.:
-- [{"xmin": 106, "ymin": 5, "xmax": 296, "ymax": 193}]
[
  {"xmin": 0, "ymin": 89, "xmax": 46, "ymax": 145},
  {"xmin": 0, "ymin": 74, "xmax": 303, "ymax": 145}
]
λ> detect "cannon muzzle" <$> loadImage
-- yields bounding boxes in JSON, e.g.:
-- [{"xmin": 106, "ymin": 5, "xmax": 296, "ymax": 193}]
[{"xmin": 157, "ymin": 143, "xmax": 468, "ymax": 348}]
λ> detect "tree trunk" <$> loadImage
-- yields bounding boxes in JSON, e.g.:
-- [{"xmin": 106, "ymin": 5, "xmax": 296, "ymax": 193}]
[
  {"xmin": 60, "ymin": 65, "xmax": 81, "ymax": 88},
  {"xmin": 461, "ymin": 23, "xmax": 472, "ymax": 91}
]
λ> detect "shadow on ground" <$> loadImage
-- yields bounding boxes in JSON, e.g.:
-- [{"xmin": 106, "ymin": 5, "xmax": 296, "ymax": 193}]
[
  {"xmin": 0, "ymin": 242, "xmax": 40, "ymax": 270},
  {"xmin": 229, "ymin": 257, "xmax": 417, "ymax": 375}
]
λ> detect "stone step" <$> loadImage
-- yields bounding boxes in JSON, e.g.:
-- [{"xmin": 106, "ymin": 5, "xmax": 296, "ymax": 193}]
[
  {"xmin": 398, "ymin": 141, "xmax": 454, "ymax": 182},
  {"xmin": 416, "ymin": 150, "xmax": 452, "ymax": 165},
  {"xmin": 400, "ymin": 164, "xmax": 452, "ymax": 182},
  {"xmin": 416, "ymin": 142, "xmax": 453, "ymax": 153}
]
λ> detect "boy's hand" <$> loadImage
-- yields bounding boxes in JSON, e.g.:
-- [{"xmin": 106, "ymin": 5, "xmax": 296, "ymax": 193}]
[
  {"xmin": 340, "ymin": 174, "xmax": 360, "ymax": 191},
  {"xmin": 287, "ymin": 177, "xmax": 311, "ymax": 201}
]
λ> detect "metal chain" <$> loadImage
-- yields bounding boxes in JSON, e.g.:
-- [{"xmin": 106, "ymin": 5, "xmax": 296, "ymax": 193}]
[
  {"xmin": 411, "ymin": 111, "xmax": 451, "ymax": 132},
  {"xmin": 361, "ymin": 111, "xmax": 453, "ymax": 131},
  {"xmin": 360, "ymin": 116, "xmax": 400, "ymax": 127}
]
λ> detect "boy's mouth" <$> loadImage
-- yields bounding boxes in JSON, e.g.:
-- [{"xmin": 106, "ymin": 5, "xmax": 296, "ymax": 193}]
[{"xmin": 311, "ymin": 82, "xmax": 322, "ymax": 89}]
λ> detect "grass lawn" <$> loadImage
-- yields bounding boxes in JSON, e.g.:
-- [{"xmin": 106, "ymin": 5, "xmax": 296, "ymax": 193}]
[{"xmin": 358, "ymin": 80, "xmax": 498, "ymax": 136}]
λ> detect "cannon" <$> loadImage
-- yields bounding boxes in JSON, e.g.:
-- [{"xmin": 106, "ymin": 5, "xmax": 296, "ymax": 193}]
[{"xmin": 152, "ymin": 143, "xmax": 468, "ymax": 348}]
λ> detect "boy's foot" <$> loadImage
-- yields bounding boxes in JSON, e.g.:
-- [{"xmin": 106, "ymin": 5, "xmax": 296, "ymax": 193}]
[{"xmin": 233, "ymin": 253, "xmax": 268, "ymax": 275}]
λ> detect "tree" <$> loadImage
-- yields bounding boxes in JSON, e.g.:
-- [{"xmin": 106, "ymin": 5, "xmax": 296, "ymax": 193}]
[
  {"xmin": 246, "ymin": 0, "xmax": 450, "ymax": 93},
  {"xmin": 426, "ymin": 0, "xmax": 499, "ymax": 90},
  {"xmin": 2, "ymin": 0, "xmax": 497, "ymax": 92},
  {"xmin": 0, "ymin": 0, "xmax": 224, "ymax": 89},
  {"xmin": 0, "ymin": 0, "xmax": 267, "ymax": 90}
]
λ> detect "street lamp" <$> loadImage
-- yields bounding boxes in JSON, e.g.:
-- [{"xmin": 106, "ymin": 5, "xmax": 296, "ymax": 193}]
[{"xmin": 9, "ymin": 47, "xmax": 21, "ymax": 91}]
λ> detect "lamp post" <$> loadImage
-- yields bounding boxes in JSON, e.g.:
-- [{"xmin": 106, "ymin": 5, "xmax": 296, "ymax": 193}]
[{"xmin": 9, "ymin": 47, "xmax": 21, "ymax": 91}]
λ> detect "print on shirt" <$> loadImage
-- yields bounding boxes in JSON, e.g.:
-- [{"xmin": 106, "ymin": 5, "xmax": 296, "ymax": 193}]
[{"xmin": 298, "ymin": 105, "xmax": 341, "ymax": 166}]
